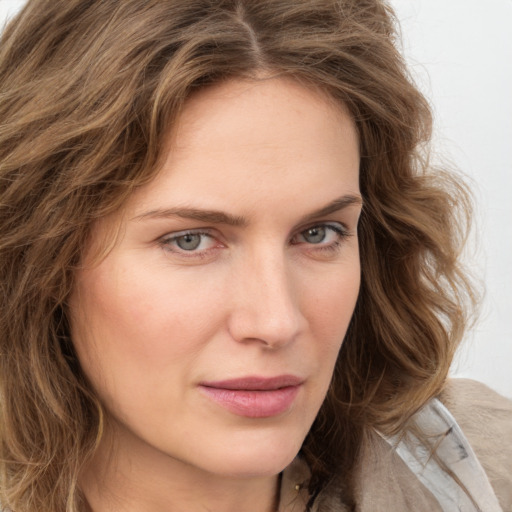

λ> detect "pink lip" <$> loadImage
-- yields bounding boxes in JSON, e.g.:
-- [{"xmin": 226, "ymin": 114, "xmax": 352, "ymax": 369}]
[{"xmin": 199, "ymin": 375, "xmax": 303, "ymax": 418}]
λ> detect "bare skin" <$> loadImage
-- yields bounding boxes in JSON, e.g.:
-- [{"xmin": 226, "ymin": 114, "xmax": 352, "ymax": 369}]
[{"xmin": 71, "ymin": 77, "xmax": 361, "ymax": 512}]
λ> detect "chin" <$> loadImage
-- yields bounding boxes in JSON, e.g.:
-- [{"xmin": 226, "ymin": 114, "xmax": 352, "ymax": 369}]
[{"xmin": 195, "ymin": 424, "xmax": 307, "ymax": 478}]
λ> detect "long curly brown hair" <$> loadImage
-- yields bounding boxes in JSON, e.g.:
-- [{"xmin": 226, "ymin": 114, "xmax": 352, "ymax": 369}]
[{"xmin": 0, "ymin": 0, "xmax": 475, "ymax": 510}]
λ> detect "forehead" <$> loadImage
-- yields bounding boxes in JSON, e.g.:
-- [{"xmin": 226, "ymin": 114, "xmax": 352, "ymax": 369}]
[
  {"xmin": 125, "ymin": 77, "xmax": 360, "ymax": 216},
  {"xmin": 169, "ymin": 76, "xmax": 356, "ymax": 156}
]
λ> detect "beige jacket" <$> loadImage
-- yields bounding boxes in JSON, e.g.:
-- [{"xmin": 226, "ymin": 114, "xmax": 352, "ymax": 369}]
[{"xmin": 280, "ymin": 379, "xmax": 512, "ymax": 511}]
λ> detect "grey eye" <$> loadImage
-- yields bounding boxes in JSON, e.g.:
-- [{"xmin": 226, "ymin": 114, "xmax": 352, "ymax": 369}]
[
  {"xmin": 176, "ymin": 233, "xmax": 202, "ymax": 250},
  {"xmin": 302, "ymin": 226, "xmax": 326, "ymax": 244}
]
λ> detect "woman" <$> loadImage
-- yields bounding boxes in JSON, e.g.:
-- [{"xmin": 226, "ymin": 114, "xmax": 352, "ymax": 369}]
[{"xmin": 0, "ymin": 0, "xmax": 510, "ymax": 511}]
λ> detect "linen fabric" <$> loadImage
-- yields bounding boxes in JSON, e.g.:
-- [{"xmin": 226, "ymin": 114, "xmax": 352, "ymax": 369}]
[{"xmin": 279, "ymin": 379, "xmax": 512, "ymax": 511}]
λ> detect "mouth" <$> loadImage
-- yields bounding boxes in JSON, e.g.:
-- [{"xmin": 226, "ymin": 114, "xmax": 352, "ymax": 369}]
[{"xmin": 198, "ymin": 375, "xmax": 304, "ymax": 418}]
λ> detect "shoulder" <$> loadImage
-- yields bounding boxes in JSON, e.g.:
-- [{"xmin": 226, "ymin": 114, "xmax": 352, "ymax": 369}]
[
  {"xmin": 438, "ymin": 378, "xmax": 512, "ymax": 507},
  {"xmin": 351, "ymin": 378, "xmax": 512, "ymax": 512},
  {"xmin": 289, "ymin": 379, "xmax": 512, "ymax": 511},
  {"xmin": 439, "ymin": 377, "xmax": 512, "ymax": 415}
]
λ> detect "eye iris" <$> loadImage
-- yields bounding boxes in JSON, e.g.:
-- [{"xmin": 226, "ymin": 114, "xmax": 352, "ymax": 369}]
[
  {"xmin": 304, "ymin": 226, "xmax": 326, "ymax": 244},
  {"xmin": 176, "ymin": 233, "xmax": 202, "ymax": 250}
]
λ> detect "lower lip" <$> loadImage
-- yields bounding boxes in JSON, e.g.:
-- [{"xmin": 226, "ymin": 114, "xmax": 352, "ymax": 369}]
[{"xmin": 199, "ymin": 385, "xmax": 301, "ymax": 418}]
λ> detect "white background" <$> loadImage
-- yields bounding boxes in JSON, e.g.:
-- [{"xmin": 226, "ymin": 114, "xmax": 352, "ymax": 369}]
[{"xmin": 1, "ymin": 0, "xmax": 510, "ymax": 397}]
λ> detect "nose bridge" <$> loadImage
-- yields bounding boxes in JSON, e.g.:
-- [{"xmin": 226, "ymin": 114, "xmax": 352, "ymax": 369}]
[{"xmin": 228, "ymin": 244, "xmax": 303, "ymax": 347}]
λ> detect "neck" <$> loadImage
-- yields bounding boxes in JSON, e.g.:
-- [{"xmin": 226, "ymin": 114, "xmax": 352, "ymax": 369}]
[{"xmin": 80, "ymin": 422, "xmax": 281, "ymax": 512}]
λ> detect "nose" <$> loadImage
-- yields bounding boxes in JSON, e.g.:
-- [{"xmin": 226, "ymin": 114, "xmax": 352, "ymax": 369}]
[{"xmin": 227, "ymin": 248, "xmax": 306, "ymax": 349}]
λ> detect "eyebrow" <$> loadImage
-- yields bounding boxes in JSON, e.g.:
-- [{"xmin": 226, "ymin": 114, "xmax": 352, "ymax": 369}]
[
  {"xmin": 132, "ymin": 194, "xmax": 363, "ymax": 226},
  {"xmin": 299, "ymin": 194, "xmax": 363, "ymax": 224}
]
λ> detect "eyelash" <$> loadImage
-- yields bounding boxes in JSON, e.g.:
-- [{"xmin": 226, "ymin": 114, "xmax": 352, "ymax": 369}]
[
  {"xmin": 158, "ymin": 223, "xmax": 351, "ymax": 259},
  {"xmin": 291, "ymin": 223, "xmax": 350, "ymax": 253},
  {"xmin": 159, "ymin": 230, "xmax": 220, "ymax": 260}
]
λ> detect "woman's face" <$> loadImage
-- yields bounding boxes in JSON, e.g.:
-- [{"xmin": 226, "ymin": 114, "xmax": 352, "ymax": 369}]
[{"xmin": 70, "ymin": 77, "xmax": 361, "ymax": 479}]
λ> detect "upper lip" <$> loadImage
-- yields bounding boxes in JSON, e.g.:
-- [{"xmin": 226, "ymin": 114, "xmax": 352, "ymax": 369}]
[{"xmin": 199, "ymin": 375, "xmax": 304, "ymax": 391}]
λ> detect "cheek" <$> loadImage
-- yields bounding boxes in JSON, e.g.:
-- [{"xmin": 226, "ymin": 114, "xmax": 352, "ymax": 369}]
[
  {"xmin": 307, "ymin": 261, "xmax": 360, "ymax": 345},
  {"xmin": 69, "ymin": 263, "xmax": 229, "ymax": 435},
  {"xmin": 69, "ymin": 258, "xmax": 222, "ymax": 405},
  {"xmin": 299, "ymin": 256, "xmax": 360, "ymax": 393},
  {"xmin": 76, "ymin": 258, "xmax": 215, "ymax": 347}
]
